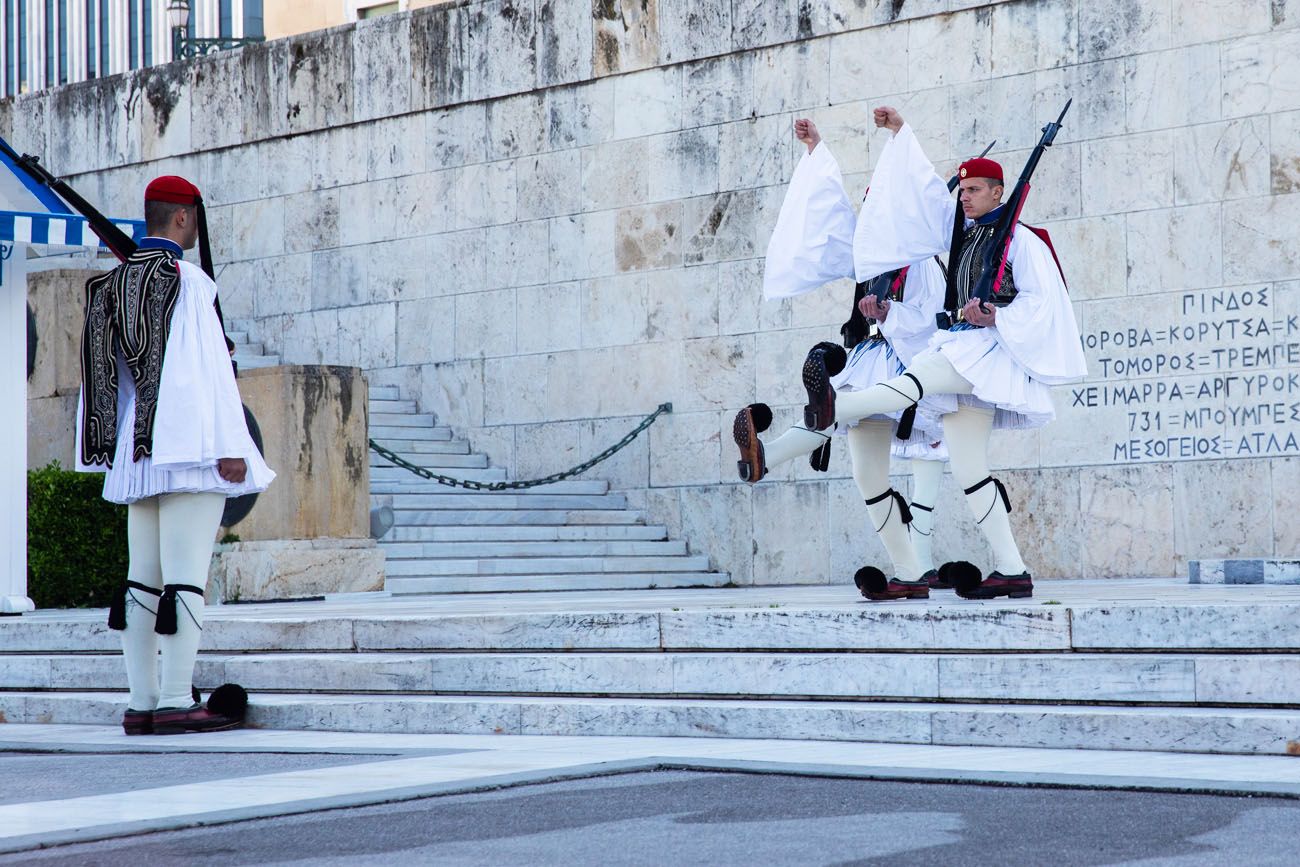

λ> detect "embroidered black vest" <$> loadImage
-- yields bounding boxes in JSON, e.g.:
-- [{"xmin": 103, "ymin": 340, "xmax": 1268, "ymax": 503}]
[
  {"xmin": 942, "ymin": 201, "xmax": 1020, "ymax": 319},
  {"xmin": 79, "ymin": 248, "xmax": 183, "ymax": 468}
]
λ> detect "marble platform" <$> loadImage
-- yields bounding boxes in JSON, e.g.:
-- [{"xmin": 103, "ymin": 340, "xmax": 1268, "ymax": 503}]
[{"xmin": 3, "ymin": 580, "xmax": 1300, "ymax": 756}]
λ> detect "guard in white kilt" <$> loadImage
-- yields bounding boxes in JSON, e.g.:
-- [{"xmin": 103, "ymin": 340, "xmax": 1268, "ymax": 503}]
[
  {"xmin": 732, "ymin": 118, "xmax": 951, "ymax": 600},
  {"xmin": 77, "ymin": 176, "xmax": 273, "ymax": 734},
  {"xmin": 799, "ymin": 107, "xmax": 1087, "ymax": 600}
]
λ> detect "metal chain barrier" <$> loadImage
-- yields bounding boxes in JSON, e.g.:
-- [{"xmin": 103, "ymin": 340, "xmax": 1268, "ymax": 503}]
[{"xmin": 369, "ymin": 403, "xmax": 673, "ymax": 492}]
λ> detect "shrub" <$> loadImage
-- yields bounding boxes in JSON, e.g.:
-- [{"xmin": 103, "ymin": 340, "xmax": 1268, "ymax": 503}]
[{"xmin": 27, "ymin": 462, "xmax": 127, "ymax": 609}]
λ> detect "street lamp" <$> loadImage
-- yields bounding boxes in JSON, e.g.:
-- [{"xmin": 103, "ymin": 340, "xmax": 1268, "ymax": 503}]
[
  {"xmin": 167, "ymin": 0, "xmax": 265, "ymax": 60},
  {"xmin": 167, "ymin": 0, "xmax": 191, "ymax": 61}
]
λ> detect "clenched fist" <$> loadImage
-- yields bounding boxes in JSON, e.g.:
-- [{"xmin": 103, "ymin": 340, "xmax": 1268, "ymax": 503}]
[
  {"xmin": 794, "ymin": 118, "xmax": 822, "ymax": 153},
  {"xmin": 873, "ymin": 106, "xmax": 904, "ymax": 133}
]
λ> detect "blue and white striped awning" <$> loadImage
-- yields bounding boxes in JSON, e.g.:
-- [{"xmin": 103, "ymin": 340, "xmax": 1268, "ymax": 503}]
[
  {"xmin": 0, "ymin": 139, "xmax": 144, "ymax": 248},
  {"xmin": 0, "ymin": 209, "xmax": 145, "ymax": 248}
]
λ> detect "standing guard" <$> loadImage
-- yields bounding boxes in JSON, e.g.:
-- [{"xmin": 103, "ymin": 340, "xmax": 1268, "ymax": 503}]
[{"xmin": 78, "ymin": 176, "xmax": 274, "ymax": 734}]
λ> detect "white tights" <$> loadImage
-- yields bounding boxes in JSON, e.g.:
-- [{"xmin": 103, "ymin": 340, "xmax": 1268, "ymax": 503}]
[
  {"xmin": 833, "ymin": 353, "xmax": 1028, "ymax": 576},
  {"xmin": 121, "ymin": 491, "xmax": 226, "ymax": 711},
  {"xmin": 760, "ymin": 419, "xmax": 923, "ymax": 581},
  {"xmin": 908, "ymin": 458, "xmax": 946, "ymax": 574}
]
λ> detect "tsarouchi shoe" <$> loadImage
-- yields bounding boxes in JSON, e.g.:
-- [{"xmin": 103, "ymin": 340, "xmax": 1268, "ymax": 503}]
[
  {"xmin": 955, "ymin": 571, "xmax": 1034, "ymax": 600},
  {"xmin": 122, "ymin": 709, "xmax": 153, "ymax": 735},
  {"xmin": 922, "ymin": 569, "xmax": 950, "ymax": 590},
  {"xmin": 152, "ymin": 704, "xmax": 243, "ymax": 735},
  {"xmin": 801, "ymin": 343, "xmax": 845, "ymax": 431},
  {"xmin": 732, "ymin": 404, "xmax": 772, "ymax": 483},
  {"xmin": 854, "ymin": 566, "xmax": 931, "ymax": 601}
]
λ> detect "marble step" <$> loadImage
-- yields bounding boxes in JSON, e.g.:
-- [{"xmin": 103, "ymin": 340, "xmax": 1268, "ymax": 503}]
[
  {"xmin": 368, "ymin": 439, "xmax": 471, "ymax": 455},
  {"xmin": 370, "ymin": 412, "xmax": 437, "ymax": 428},
  {"xmin": 368, "ymin": 453, "xmax": 490, "ymax": 471},
  {"xmin": 11, "ymin": 603, "xmax": 1300, "ymax": 655},
  {"xmin": 3, "ymin": 691, "xmax": 1298, "ymax": 756},
  {"xmin": 385, "ymin": 572, "xmax": 727, "ymax": 594},
  {"xmin": 234, "ymin": 354, "xmax": 281, "ymax": 370},
  {"xmin": 369, "ymin": 384, "xmax": 401, "ymax": 400},
  {"xmin": 380, "ymin": 492, "xmax": 627, "ymax": 510},
  {"xmin": 377, "ymin": 540, "xmax": 688, "ymax": 559},
  {"xmin": 370, "ymin": 425, "xmax": 453, "ymax": 441},
  {"xmin": 372, "ymin": 480, "xmax": 609, "ymax": 495},
  {"xmin": 389, "ymin": 509, "xmax": 647, "ymax": 526},
  {"xmin": 6, "ymin": 650, "xmax": 1300, "ymax": 706},
  {"xmin": 384, "ymin": 555, "xmax": 713, "ymax": 577},
  {"xmin": 372, "ymin": 469, "xmax": 510, "ymax": 487},
  {"xmin": 226, "ymin": 330, "xmax": 249, "ymax": 343},
  {"xmin": 367, "ymin": 399, "xmax": 419, "ymax": 414},
  {"xmin": 385, "ymin": 524, "xmax": 670, "ymax": 543}
]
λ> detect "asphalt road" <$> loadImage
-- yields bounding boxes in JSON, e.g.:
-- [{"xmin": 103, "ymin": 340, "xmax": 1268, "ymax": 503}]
[{"xmin": 7, "ymin": 770, "xmax": 1300, "ymax": 866}]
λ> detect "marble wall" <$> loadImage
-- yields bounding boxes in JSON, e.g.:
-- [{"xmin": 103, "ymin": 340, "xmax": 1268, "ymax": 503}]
[{"xmin": 9, "ymin": 0, "xmax": 1297, "ymax": 581}]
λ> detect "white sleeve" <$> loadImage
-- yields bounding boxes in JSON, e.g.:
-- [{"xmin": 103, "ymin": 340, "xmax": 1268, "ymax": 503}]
[
  {"xmin": 879, "ymin": 257, "xmax": 945, "ymax": 365},
  {"xmin": 762, "ymin": 141, "xmax": 858, "ymax": 299},
  {"xmin": 150, "ymin": 263, "xmax": 268, "ymax": 471},
  {"xmin": 992, "ymin": 231, "xmax": 1088, "ymax": 385},
  {"xmin": 853, "ymin": 123, "xmax": 958, "ymax": 281}
]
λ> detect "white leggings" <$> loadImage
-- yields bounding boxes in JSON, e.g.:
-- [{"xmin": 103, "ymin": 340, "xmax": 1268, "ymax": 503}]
[
  {"xmin": 121, "ymin": 491, "xmax": 226, "ymax": 711},
  {"xmin": 835, "ymin": 353, "xmax": 1027, "ymax": 575}
]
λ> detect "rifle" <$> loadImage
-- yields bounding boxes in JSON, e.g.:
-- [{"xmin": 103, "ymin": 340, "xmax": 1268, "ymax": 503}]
[
  {"xmin": 0, "ymin": 135, "xmax": 237, "ymax": 357},
  {"xmin": 0, "ymin": 135, "xmax": 138, "ymax": 261},
  {"xmin": 969, "ymin": 101, "xmax": 1071, "ymax": 309}
]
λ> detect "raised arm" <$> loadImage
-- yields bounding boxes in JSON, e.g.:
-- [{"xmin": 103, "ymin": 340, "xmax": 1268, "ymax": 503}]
[
  {"xmin": 852, "ymin": 107, "xmax": 958, "ymax": 280},
  {"xmin": 762, "ymin": 119, "xmax": 857, "ymax": 299}
]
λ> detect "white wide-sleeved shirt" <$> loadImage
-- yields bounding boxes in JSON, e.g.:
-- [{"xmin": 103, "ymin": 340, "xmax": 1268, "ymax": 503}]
[{"xmin": 77, "ymin": 248, "xmax": 275, "ymax": 504}]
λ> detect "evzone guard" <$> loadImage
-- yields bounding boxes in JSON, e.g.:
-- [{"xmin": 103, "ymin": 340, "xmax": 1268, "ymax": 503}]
[
  {"xmin": 77, "ymin": 176, "xmax": 274, "ymax": 734},
  {"xmin": 796, "ymin": 104, "xmax": 1086, "ymax": 600},
  {"xmin": 733, "ymin": 117, "xmax": 954, "ymax": 600}
]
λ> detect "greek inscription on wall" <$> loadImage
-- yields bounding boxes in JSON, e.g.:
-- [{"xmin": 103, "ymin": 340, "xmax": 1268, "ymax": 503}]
[{"xmin": 1072, "ymin": 285, "xmax": 1300, "ymax": 464}]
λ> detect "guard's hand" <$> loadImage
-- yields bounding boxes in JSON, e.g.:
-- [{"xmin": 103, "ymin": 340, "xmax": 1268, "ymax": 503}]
[
  {"xmin": 217, "ymin": 458, "xmax": 247, "ymax": 483},
  {"xmin": 859, "ymin": 296, "xmax": 890, "ymax": 322},
  {"xmin": 794, "ymin": 118, "xmax": 821, "ymax": 153},
  {"xmin": 961, "ymin": 298, "xmax": 996, "ymax": 327},
  {"xmin": 873, "ymin": 106, "xmax": 904, "ymax": 133}
]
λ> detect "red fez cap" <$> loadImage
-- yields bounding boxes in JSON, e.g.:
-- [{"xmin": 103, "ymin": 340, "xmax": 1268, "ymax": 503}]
[
  {"xmin": 957, "ymin": 157, "xmax": 1003, "ymax": 184},
  {"xmin": 145, "ymin": 175, "xmax": 203, "ymax": 205}
]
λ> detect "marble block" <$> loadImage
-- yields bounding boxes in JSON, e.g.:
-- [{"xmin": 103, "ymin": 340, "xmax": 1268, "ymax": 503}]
[
  {"xmin": 207, "ymin": 539, "xmax": 385, "ymax": 603},
  {"xmin": 1189, "ymin": 558, "xmax": 1300, "ymax": 585},
  {"xmin": 226, "ymin": 365, "xmax": 370, "ymax": 541}
]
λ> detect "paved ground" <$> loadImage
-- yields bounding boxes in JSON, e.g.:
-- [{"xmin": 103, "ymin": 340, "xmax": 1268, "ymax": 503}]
[
  {"xmin": 5, "ymin": 725, "xmax": 1300, "ymax": 857},
  {"xmin": 5, "ymin": 770, "xmax": 1300, "ymax": 866}
]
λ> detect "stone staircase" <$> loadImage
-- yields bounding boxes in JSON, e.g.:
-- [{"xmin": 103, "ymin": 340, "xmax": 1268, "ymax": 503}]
[
  {"xmin": 227, "ymin": 319, "xmax": 727, "ymax": 594},
  {"xmin": 366, "ymin": 383, "xmax": 728, "ymax": 594},
  {"xmin": 3, "ymin": 594, "xmax": 1300, "ymax": 755}
]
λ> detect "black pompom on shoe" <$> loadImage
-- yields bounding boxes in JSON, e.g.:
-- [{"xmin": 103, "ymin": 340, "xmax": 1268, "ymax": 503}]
[
  {"xmin": 811, "ymin": 341, "xmax": 848, "ymax": 377},
  {"xmin": 945, "ymin": 561, "xmax": 985, "ymax": 597},
  {"xmin": 853, "ymin": 566, "xmax": 889, "ymax": 598},
  {"xmin": 207, "ymin": 683, "xmax": 249, "ymax": 721},
  {"xmin": 748, "ymin": 402, "xmax": 773, "ymax": 433}
]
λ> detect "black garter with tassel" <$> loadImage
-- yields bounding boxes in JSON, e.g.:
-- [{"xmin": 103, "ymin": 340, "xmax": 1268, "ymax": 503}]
[
  {"xmin": 154, "ymin": 584, "xmax": 205, "ymax": 635},
  {"xmin": 107, "ymin": 581, "xmax": 162, "ymax": 630}
]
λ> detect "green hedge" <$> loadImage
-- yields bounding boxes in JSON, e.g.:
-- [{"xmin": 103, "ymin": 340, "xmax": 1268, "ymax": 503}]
[{"xmin": 27, "ymin": 462, "xmax": 127, "ymax": 609}]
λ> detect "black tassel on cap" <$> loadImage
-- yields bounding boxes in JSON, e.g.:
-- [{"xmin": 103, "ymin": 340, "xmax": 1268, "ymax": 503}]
[{"xmin": 154, "ymin": 584, "xmax": 204, "ymax": 635}]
